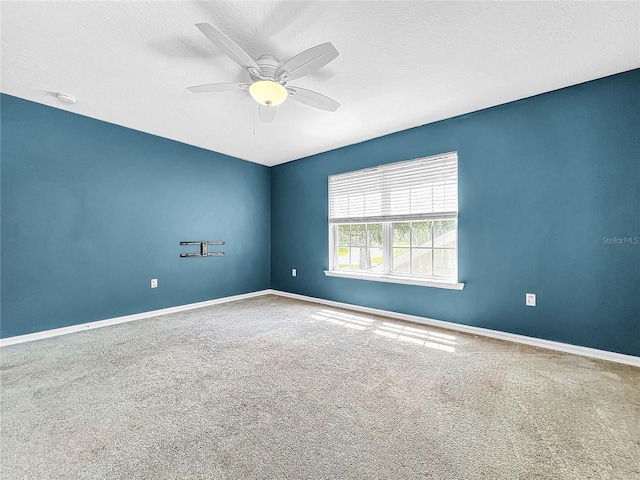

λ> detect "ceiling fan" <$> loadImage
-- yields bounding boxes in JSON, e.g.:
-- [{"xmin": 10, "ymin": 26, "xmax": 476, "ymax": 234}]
[{"xmin": 187, "ymin": 23, "xmax": 340, "ymax": 123}]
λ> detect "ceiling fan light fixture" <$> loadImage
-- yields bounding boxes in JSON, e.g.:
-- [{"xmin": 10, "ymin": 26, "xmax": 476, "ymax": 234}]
[{"xmin": 249, "ymin": 80, "xmax": 288, "ymax": 107}]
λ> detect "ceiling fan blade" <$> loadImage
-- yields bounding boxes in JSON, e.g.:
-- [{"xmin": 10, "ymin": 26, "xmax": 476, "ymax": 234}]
[
  {"xmin": 287, "ymin": 86, "xmax": 339, "ymax": 112},
  {"xmin": 276, "ymin": 42, "xmax": 339, "ymax": 81},
  {"xmin": 196, "ymin": 23, "xmax": 262, "ymax": 73},
  {"xmin": 258, "ymin": 105, "xmax": 277, "ymax": 123},
  {"xmin": 187, "ymin": 82, "xmax": 249, "ymax": 93}
]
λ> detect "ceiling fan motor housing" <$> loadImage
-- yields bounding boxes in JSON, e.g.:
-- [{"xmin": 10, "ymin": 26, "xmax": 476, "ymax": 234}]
[{"xmin": 251, "ymin": 55, "xmax": 283, "ymax": 82}]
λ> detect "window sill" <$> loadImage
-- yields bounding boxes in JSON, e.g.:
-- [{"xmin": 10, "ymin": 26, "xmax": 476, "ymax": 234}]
[{"xmin": 323, "ymin": 270, "xmax": 465, "ymax": 290}]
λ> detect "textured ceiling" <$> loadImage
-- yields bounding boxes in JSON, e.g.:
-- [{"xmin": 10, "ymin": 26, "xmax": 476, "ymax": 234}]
[{"xmin": 2, "ymin": 1, "xmax": 639, "ymax": 166}]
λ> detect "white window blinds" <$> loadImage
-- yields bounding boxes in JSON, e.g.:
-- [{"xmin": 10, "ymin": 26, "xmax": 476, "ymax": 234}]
[{"xmin": 328, "ymin": 152, "xmax": 458, "ymax": 223}]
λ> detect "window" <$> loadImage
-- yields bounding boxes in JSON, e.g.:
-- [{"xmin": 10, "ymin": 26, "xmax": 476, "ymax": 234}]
[{"xmin": 326, "ymin": 152, "xmax": 462, "ymax": 289}]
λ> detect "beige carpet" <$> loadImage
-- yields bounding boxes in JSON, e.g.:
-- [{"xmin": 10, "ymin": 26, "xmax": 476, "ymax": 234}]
[{"xmin": 1, "ymin": 295, "xmax": 639, "ymax": 479}]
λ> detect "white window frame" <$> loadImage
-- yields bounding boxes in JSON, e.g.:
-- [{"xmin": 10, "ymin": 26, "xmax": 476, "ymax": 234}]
[{"xmin": 324, "ymin": 153, "xmax": 464, "ymax": 290}]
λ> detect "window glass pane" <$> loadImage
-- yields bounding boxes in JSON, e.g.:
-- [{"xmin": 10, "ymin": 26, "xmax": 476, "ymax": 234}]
[
  {"xmin": 337, "ymin": 247, "xmax": 351, "ymax": 269},
  {"xmin": 392, "ymin": 248, "xmax": 410, "ymax": 274},
  {"xmin": 434, "ymin": 220, "xmax": 456, "ymax": 248},
  {"xmin": 368, "ymin": 223, "xmax": 383, "ymax": 247},
  {"xmin": 393, "ymin": 222, "xmax": 411, "ymax": 247},
  {"xmin": 411, "ymin": 248, "xmax": 433, "ymax": 276},
  {"xmin": 337, "ymin": 224, "xmax": 350, "ymax": 245},
  {"xmin": 412, "ymin": 221, "xmax": 432, "ymax": 247},
  {"xmin": 369, "ymin": 247, "xmax": 384, "ymax": 270},
  {"xmin": 351, "ymin": 224, "xmax": 367, "ymax": 246},
  {"xmin": 434, "ymin": 248, "xmax": 456, "ymax": 277},
  {"xmin": 352, "ymin": 246, "xmax": 373, "ymax": 269}
]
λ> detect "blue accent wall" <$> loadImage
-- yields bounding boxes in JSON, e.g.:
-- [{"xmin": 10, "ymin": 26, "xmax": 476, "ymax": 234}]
[
  {"xmin": 270, "ymin": 69, "xmax": 640, "ymax": 357},
  {"xmin": 2, "ymin": 71, "xmax": 639, "ymax": 355},
  {"xmin": 1, "ymin": 94, "xmax": 270, "ymax": 338}
]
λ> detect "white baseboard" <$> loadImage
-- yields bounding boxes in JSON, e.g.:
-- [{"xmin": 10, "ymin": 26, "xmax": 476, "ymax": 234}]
[
  {"xmin": 268, "ymin": 290, "xmax": 640, "ymax": 368},
  {"xmin": 3, "ymin": 288, "xmax": 638, "ymax": 368},
  {"xmin": 0, "ymin": 290, "xmax": 271, "ymax": 347}
]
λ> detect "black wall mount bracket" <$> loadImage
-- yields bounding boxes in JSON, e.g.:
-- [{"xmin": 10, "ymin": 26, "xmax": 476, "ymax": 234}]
[{"xmin": 180, "ymin": 241, "xmax": 225, "ymax": 257}]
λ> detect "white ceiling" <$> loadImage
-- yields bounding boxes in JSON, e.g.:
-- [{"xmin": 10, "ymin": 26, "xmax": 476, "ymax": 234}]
[{"xmin": 2, "ymin": 1, "xmax": 639, "ymax": 167}]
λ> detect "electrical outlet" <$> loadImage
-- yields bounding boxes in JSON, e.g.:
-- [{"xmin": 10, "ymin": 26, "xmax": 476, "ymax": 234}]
[
  {"xmin": 292, "ymin": 268, "xmax": 297, "ymax": 277},
  {"xmin": 151, "ymin": 278, "xmax": 158, "ymax": 288},
  {"xmin": 526, "ymin": 293, "xmax": 536, "ymax": 307}
]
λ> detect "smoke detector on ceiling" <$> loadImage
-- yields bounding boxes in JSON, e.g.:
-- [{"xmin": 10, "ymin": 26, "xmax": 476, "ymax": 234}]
[{"xmin": 56, "ymin": 93, "xmax": 77, "ymax": 104}]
